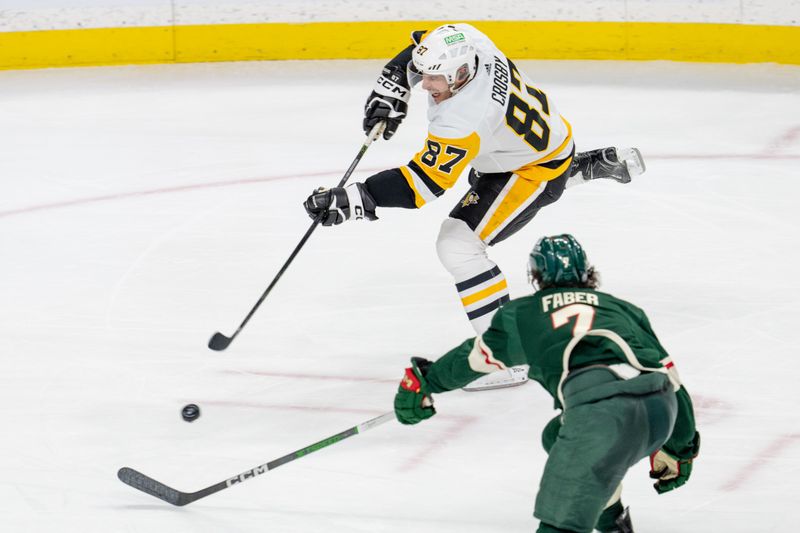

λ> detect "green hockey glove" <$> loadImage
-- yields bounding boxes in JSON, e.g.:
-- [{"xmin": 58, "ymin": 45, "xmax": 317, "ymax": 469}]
[
  {"xmin": 394, "ymin": 357, "xmax": 436, "ymax": 425},
  {"xmin": 649, "ymin": 432, "xmax": 701, "ymax": 494}
]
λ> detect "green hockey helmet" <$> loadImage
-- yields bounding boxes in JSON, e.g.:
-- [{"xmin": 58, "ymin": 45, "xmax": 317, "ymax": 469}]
[{"xmin": 528, "ymin": 234, "xmax": 590, "ymax": 289}]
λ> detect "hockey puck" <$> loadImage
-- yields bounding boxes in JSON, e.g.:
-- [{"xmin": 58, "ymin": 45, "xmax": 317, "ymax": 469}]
[{"xmin": 181, "ymin": 403, "xmax": 200, "ymax": 422}]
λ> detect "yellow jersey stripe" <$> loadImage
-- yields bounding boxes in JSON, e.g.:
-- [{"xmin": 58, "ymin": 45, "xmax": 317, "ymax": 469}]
[{"xmin": 478, "ymin": 177, "xmax": 546, "ymax": 241}]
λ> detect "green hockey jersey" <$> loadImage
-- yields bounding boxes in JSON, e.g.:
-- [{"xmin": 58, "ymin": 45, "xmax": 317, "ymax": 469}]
[{"xmin": 425, "ymin": 287, "xmax": 698, "ymax": 457}]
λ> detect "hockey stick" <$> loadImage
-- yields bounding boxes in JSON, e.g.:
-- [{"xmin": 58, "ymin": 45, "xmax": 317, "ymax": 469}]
[
  {"xmin": 208, "ymin": 122, "xmax": 386, "ymax": 351},
  {"xmin": 118, "ymin": 411, "xmax": 395, "ymax": 506}
]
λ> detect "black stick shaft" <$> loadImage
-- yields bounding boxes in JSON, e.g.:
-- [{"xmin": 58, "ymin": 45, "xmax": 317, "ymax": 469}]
[
  {"xmin": 118, "ymin": 411, "xmax": 395, "ymax": 506},
  {"xmin": 208, "ymin": 123, "xmax": 385, "ymax": 351}
]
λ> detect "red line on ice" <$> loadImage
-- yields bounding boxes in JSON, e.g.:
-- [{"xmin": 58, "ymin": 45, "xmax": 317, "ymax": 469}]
[
  {"xmin": 691, "ymin": 394, "xmax": 733, "ymax": 427},
  {"xmin": 647, "ymin": 154, "xmax": 800, "ymax": 160},
  {"xmin": 195, "ymin": 399, "xmax": 387, "ymax": 416},
  {"xmin": 399, "ymin": 415, "xmax": 480, "ymax": 472},
  {"xmin": 720, "ymin": 433, "xmax": 800, "ymax": 492},
  {"xmin": 220, "ymin": 369, "xmax": 397, "ymax": 384},
  {"xmin": 764, "ymin": 125, "xmax": 800, "ymax": 154},
  {"xmin": 0, "ymin": 167, "xmax": 382, "ymax": 219},
  {"xmin": 3, "ymin": 153, "xmax": 799, "ymax": 220}
]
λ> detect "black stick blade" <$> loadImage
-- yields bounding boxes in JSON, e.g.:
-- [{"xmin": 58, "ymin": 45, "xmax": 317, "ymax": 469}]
[
  {"xmin": 118, "ymin": 467, "xmax": 187, "ymax": 506},
  {"xmin": 208, "ymin": 332, "xmax": 232, "ymax": 351}
]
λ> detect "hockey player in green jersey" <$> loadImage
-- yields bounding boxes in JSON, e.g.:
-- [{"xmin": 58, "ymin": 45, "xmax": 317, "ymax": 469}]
[{"xmin": 394, "ymin": 234, "xmax": 700, "ymax": 533}]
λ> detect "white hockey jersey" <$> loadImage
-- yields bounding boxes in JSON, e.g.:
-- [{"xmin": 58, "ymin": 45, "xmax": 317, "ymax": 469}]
[{"xmin": 400, "ymin": 24, "xmax": 574, "ymax": 208}]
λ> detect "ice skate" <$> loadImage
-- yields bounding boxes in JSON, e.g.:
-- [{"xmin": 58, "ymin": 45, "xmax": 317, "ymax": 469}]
[
  {"xmin": 569, "ymin": 147, "xmax": 645, "ymax": 186},
  {"xmin": 599, "ymin": 506, "xmax": 634, "ymax": 533},
  {"xmin": 461, "ymin": 365, "xmax": 529, "ymax": 392}
]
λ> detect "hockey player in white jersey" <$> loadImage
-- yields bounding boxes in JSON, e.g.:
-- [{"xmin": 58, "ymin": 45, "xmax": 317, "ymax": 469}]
[{"xmin": 304, "ymin": 24, "xmax": 645, "ymax": 390}]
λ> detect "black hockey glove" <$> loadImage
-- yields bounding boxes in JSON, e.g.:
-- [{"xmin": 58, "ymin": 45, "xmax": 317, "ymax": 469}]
[
  {"xmin": 363, "ymin": 62, "xmax": 411, "ymax": 140},
  {"xmin": 303, "ymin": 183, "xmax": 377, "ymax": 226}
]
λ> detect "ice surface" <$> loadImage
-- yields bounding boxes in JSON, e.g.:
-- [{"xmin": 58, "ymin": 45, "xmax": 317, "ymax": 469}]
[{"xmin": 1, "ymin": 58, "xmax": 799, "ymax": 532}]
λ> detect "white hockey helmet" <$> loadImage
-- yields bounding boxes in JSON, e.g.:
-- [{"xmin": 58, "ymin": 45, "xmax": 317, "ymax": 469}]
[{"xmin": 409, "ymin": 25, "xmax": 478, "ymax": 94}]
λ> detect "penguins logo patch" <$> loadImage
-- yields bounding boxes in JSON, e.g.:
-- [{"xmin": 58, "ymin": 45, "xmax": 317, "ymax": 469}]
[{"xmin": 461, "ymin": 191, "xmax": 480, "ymax": 207}]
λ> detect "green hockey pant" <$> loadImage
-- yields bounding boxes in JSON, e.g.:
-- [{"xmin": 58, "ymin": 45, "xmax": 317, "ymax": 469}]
[{"xmin": 534, "ymin": 371, "xmax": 677, "ymax": 532}]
